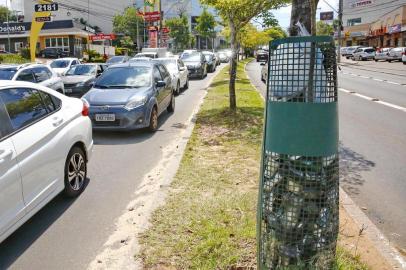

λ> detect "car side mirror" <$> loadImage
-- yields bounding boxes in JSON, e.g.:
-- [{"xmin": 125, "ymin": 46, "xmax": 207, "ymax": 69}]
[
  {"xmin": 179, "ymin": 67, "xmax": 186, "ymax": 71},
  {"xmin": 156, "ymin": 81, "xmax": 166, "ymax": 88}
]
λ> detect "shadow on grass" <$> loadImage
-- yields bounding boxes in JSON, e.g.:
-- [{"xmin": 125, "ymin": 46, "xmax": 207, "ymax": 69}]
[{"xmin": 339, "ymin": 143, "xmax": 375, "ymax": 196}]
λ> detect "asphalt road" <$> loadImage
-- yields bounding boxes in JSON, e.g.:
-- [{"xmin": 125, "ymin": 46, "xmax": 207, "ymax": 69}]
[
  {"xmin": 0, "ymin": 65, "xmax": 225, "ymax": 270},
  {"xmin": 246, "ymin": 60, "xmax": 406, "ymax": 253}
]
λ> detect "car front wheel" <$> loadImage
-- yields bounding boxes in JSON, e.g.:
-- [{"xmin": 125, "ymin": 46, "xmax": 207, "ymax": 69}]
[
  {"xmin": 148, "ymin": 106, "xmax": 158, "ymax": 132},
  {"xmin": 64, "ymin": 147, "xmax": 87, "ymax": 197},
  {"xmin": 167, "ymin": 93, "xmax": 175, "ymax": 113}
]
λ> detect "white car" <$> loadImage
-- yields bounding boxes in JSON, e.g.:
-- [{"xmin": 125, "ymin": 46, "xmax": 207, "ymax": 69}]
[
  {"xmin": 50, "ymin": 57, "xmax": 81, "ymax": 76},
  {"xmin": 374, "ymin": 48, "xmax": 391, "ymax": 62},
  {"xmin": 0, "ymin": 63, "xmax": 65, "ymax": 94},
  {"xmin": 0, "ymin": 81, "xmax": 93, "ymax": 243},
  {"xmin": 352, "ymin": 47, "xmax": 376, "ymax": 61},
  {"xmin": 154, "ymin": 58, "xmax": 189, "ymax": 95},
  {"xmin": 387, "ymin": 47, "xmax": 406, "ymax": 62}
]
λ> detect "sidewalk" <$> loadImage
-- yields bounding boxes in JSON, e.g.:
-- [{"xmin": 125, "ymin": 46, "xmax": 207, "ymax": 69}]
[{"xmin": 137, "ymin": 58, "xmax": 395, "ymax": 269}]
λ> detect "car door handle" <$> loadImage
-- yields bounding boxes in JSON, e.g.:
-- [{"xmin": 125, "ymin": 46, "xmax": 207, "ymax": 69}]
[
  {"xmin": 52, "ymin": 117, "xmax": 63, "ymax": 127},
  {"xmin": 0, "ymin": 149, "xmax": 13, "ymax": 164}
]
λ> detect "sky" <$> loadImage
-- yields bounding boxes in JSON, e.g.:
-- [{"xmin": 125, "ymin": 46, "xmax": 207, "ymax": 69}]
[{"xmin": 273, "ymin": 0, "xmax": 339, "ymax": 30}]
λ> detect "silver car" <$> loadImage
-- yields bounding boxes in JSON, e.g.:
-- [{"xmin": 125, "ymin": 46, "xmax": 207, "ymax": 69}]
[
  {"xmin": 387, "ymin": 47, "xmax": 406, "ymax": 62},
  {"xmin": 374, "ymin": 48, "xmax": 391, "ymax": 62},
  {"xmin": 0, "ymin": 63, "xmax": 65, "ymax": 94},
  {"xmin": 352, "ymin": 47, "xmax": 375, "ymax": 61},
  {"xmin": 153, "ymin": 58, "xmax": 189, "ymax": 95}
]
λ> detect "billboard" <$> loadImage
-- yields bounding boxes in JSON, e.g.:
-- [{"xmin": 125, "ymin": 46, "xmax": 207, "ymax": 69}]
[
  {"xmin": 320, "ymin": 11, "xmax": 334, "ymax": 21},
  {"xmin": 349, "ymin": 0, "xmax": 374, "ymax": 8}
]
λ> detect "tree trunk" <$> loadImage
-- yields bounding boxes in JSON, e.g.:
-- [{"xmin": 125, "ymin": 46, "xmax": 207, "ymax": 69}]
[
  {"xmin": 229, "ymin": 21, "xmax": 237, "ymax": 110},
  {"xmin": 290, "ymin": 0, "xmax": 319, "ymax": 36}
]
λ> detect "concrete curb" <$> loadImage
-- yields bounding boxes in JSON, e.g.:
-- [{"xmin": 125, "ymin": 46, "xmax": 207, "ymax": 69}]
[{"xmin": 244, "ymin": 59, "xmax": 406, "ymax": 270}]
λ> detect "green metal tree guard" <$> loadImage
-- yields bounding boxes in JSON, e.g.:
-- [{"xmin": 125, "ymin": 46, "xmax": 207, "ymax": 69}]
[{"xmin": 257, "ymin": 36, "xmax": 339, "ymax": 269}]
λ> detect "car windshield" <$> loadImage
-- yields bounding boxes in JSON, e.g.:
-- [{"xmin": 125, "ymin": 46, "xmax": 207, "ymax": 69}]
[
  {"xmin": 66, "ymin": 65, "xmax": 96, "ymax": 76},
  {"xmin": 51, "ymin": 60, "xmax": 70, "ymax": 68},
  {"xmin": 95, "ymin": 66, "xmax": 151, "ymax": 88},
  {"xmin": 158, "ymin": 60, "xmax": 177, "ymax": 72},
  {"xmin": 204, "ymin": 54, "xmax": 213, "ymax": 61},
  {"xmin": 0, "ymin": 68, "xmax": 17, "ymax": 80},
  {"xmin": 182, "ymin": 54, "xmax": 201, "ymax": 62},
  {"xmin": 107, "ymin": 56, "xmax": 125, "ymax": 64},
  {"xmin": 136, "ymin": 53, "xmax": 155, "ymax": 58}
]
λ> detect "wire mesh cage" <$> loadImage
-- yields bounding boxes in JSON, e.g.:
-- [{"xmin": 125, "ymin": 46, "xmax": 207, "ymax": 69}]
[{"xmin": 258, "ymin": 36, "xmax": 339, "ymax": 269}]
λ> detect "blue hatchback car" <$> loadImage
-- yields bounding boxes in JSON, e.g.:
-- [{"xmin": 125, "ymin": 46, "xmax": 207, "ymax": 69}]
[{"xmin": 82, "ymin": 62, "xmax": 175, "ymax": 131}]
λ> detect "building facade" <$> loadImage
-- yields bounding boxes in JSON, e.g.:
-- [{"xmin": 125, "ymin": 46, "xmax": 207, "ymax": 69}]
[
  {"xmin": 342, "ymin": 1, "xmax": 406, "ymax": 47},
  {"xmin": 0, "ymin": 20, "xmax": 90, "ymax": 57},
  {"xmin": 22, "ymin": 0, "xmax": 133, "ymax": 33}
]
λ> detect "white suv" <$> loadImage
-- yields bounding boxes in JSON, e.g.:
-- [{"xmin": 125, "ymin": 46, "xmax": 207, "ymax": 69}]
[
  {"xmin": 0, "ymin": 81, "xmax": 93, "ymax": 243},
  {"xmin": 0, "ymin": 63, "xmax": 65, "ymax": 94},
  {"xmin": 50, "ymin": 58, "xmax": 81, "ymax": 76}
]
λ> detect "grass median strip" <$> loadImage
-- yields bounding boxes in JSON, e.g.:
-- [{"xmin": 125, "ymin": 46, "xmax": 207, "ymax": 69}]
[{"xmin": 139, "ymin": 59, "xmax": 368, "ymax": 269}]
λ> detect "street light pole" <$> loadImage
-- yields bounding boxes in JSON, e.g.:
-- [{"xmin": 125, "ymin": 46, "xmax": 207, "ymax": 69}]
[
  {"xmin": 6, "ymin": 0, "xmax": 11, "ymax": 53},
  {"xmin": 158, "ymin": 0, "xmax": 162, "ymax": 48},
  {"xmin": 337, "ymin": 0, "xmax": 343, "ymax": 63}
]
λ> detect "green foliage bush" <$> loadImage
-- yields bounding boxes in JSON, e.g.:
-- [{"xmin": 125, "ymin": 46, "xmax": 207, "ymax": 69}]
[{"xmin": 0, "ymin": 54, "xmax": 28, "ymax": 64}]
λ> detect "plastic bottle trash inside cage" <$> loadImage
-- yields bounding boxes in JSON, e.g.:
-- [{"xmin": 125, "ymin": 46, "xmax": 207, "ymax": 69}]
[{"xmin": 257, "ymin": 36, "xmax": 339, "ymax": 269}]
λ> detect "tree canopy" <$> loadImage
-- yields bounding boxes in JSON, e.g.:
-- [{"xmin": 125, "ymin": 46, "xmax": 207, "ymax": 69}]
[
  {"xmin": 0, "ymin": 6, "xmax": 16, "ymax": 24},
  {"xmin": 316, "ymin": 21, "xmax": 334, "ymax": 36},
  {"xmin": 195, "ymin": 8, "xmax": 217, "ymax": 39},
  {"xmin": 113, "ymin": 7, "xmax": 143, "ymax": 42},
  {"xmin": 165, "ymin": 15, "xmax": 193, "ymax": 51},
  {"xmin": 201, "ymin": 0, "xmax": 289, "ymax": 109}
]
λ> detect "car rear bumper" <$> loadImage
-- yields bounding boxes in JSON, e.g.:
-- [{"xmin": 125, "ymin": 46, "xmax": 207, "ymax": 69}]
[{"xmin": 89, "ymin": 105, "xmax": 149, "ymax": 131}]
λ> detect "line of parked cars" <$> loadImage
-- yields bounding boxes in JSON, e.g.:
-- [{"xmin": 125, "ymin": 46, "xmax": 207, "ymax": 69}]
[
  {"xmin": 0, "ymin": 48, "xmax": 230, "ymax": 244},
  {"xmin": 341, "ymin": 46, "xmax": 406, "ymax": 64}
]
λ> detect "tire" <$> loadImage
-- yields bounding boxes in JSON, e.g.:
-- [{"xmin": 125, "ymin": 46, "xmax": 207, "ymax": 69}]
[
  {"xmin": 375, "ymin": 59, "xmax": 378, "ymax": 62},
  {"xmin": 64, "ymin": 147, "xmax": 87, "ymax": 197},
  {"xmin": 183, "ymin": 78, "xmax": 189, "ymax": 90},
  {"xmin": 148, "ymin": 106, "xmax": 158, "ymax": 132},
  {"xmin": 167, "ymin": 93, "xmax": 175, "ymax": 113},
  {"xmin": 403, "ymin": 62, "xmax": 406, "ymax": 65},
  {"xmin": 175, "ymin": 81, "xmax": 180, "ymax": 95},
  {"xmin": 388, "ymin": 60, "xmax": 392, "ymax": 63}
]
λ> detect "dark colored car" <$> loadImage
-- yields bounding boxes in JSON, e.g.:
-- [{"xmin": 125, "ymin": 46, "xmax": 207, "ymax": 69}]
[
  {"xmin": 256, "ymin": 50, "xmax": 268, "ymax": 62},
  {"xmin": 39, "ymin": 48, "xmax": 69, "ymax": 58},
  {"xmin": 202, "ymin": 52, "xmax": 217, "ymax": 73},
  {"xmin": 181, "ymin": 52, "xmax": 208, "ymax": 79},
  {"xmin": 62, "ymin": 63, "xmax": 107, "ymax": 97},
  {"xmin": 106, "ymin": 56, "xmax": 130, "ymax": 66},
  {"xmin": 82, "ymin": 62, "xmax": 175, "ymax": 131}
]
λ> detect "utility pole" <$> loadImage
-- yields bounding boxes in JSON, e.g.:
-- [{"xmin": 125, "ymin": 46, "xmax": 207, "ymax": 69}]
[
  {"xmin": 6, "ymin": 0, "xmax": 11, "ymax": 53},
  {"xmin": 158, "ymin": 0, "xmax": 162, "ymax": 48},
  {"xmin": 337, "ymin": 0, "xmax": 343, "ymax": 63}
]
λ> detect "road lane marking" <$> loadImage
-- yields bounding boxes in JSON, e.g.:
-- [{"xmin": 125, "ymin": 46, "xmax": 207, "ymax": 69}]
[
  {"xmin": 340, "ymin": 72, "xmax": 404, "ymax": 86},
  {"xmin": 339, "ymin": 88, "xmax": 406, "ymax": 113}
]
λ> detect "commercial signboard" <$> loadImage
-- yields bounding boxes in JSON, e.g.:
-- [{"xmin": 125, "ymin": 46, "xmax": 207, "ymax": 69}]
[
  {"xmin": 0, "ymin": 24, "xmax": 27, "ymax": 33},
  {"xmin": 139, "ymin": 11, "xmax": 161, "ymax": 22},
  {"xmin": 388, "ymin": 24, "xmax": 401, "ymax": 34},
  {"xmin": 349, "ymin": 0, "xmax": 374, "ymax": 8},
  {"xmin": 35, "ymin": 16, "xmax": 52, "ymax": 23},
  {"xmin": 149, "ymin": 30, "xmax": 157, "ymax": 48},
  {"xmin": 90, "ymin": 34, "xmax": 116, "ymax": 41},
  {"xmin": 320, "ymin": 11, "xmax": 334, "ymax": 21}
]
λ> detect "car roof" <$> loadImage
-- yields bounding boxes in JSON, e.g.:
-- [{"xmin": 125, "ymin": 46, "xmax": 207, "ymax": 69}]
[
  {"xmin": 0, "ymin": 63, "xmax": 48, "ymax": 70},
  {"xmin": 108, "ymin": 62, "xmax": 156, "ymax": 68},
  {"xmin": 53, "ymin": 57, "xmax": 77, "ymax": 61}
]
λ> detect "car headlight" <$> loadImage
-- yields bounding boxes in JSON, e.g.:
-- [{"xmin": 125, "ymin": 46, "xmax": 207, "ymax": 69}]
[{"xmin": 124, "ymin": 96, "xmax": 148, "ymax": 111}]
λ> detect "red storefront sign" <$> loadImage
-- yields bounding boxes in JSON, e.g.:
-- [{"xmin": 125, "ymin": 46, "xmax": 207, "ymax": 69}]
[
  {"xmin": 90, "ymin": 34, "xmax": 116, "ymax": 41},
  {"xmin": 149, "ymin": 31, "xmax": 157, "ymax": 48},
  {"xmin": 139, "ymin": 11, "xmax": 161, "ymax": 22},
  {"xmin": 162, "ymin": 27, "xmax": 170, "ymax": 33}
]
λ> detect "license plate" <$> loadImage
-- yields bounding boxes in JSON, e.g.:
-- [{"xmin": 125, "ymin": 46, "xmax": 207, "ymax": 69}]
[
  {"xmin": 95, "ymin": 114, "xmax": 115, "ymax": 121},
  {"xmin": 65, "ymin": 88, "xmax": 72, "ymax": 93}
]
